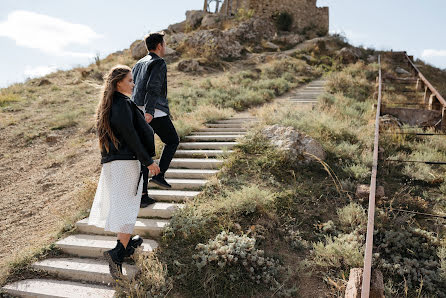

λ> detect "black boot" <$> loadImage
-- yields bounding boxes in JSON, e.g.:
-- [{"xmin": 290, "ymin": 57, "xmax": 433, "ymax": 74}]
[
  {"xmin": 124, "ymin": 235, "xmax": 144, "ymax": 259},
  {"xmin": 140, "ymin": 193, "xmax": 156, "ymax": 208},
  {"xmin": 103, "ymin": 240, "xmax": 126, "ymax": 280},
  {"xmin": 149, "ymin": 173, "xmax": 171, "ymax": 189}
]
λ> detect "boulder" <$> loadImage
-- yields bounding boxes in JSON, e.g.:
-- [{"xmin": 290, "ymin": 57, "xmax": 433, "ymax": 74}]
[
  {"xmin": 226, "ymin": 18, "xmax": 276, "ymax": 44},
  {"xmin": 337, "ymin": 47, "xmax": 362, "ymax": 64},
  {"xmin": 345, "ymin": 268, "xmax": 384, "ymax": 298},
  {"xmin": 166, "ymin": 33, "xmax": 188, "ymax": 49},
  {"xmin": 272, "ymin": 33, "xmax": 304, "ymax": 46},
  {"xmin": 168, "ymin": 20, "xmax": 187, "ymax": 33},
  {"xmin": 262, "ymin": 125, "xmax": 326, "ymax": 165},
  {"xmin": 177, "ymin": 59, "xmax": 202, "ymax": 72},
  {"xmin": 131, "ymin": 40, "xmax": 147, "ymax": 60},
  {"xmin": 183, "ymin": 29, "xmax": 243, "ymax": 60},
  {"xmin": 367, "ymin": 55, "xmax": 378, "ymax": 64},
  {"xmin": 201, "ymin": 14, "xmax": 222, "ymax": 30},
  {"xmin": 262, "ymin": 41, "xmax": 280, "ymax": 51},
  {"xmin": 395, "ymin": 66, "xmax": 411, "ymax": 76},
  {"xmin": 356, "ymin": 184, "xmax": 385, "ymax": 200},
  {"xmin": 186, "ymin": 10, "xmax": 207, "ymax": 30},
  {"xmin": 37, "ymin": 79, "xmax": 51, "ymax": 86}
]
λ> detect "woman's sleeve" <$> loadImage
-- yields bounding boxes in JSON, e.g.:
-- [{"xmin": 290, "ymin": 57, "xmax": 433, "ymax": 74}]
[{"xmin": 111, "ymin": 102, "xmax": 154, "ymax": 166}]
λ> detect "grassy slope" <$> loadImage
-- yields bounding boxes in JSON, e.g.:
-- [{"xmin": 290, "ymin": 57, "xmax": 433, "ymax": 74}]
[
  {"xmin": 116, "ymin": 59, "xmax": 446, "ymax": 297},
  {"xmin": 0, "ymin": 39, "xmax": 321, "ymax": 285}
]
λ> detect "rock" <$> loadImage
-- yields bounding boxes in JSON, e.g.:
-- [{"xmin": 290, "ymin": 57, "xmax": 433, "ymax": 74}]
[
  {"xmin": 226, "ymin": 18, "xmax": 276, "ymax": 44},
  {"xmin": 177, "ymin": 59, "xmax": 202, "ymax": 72},
  {"xmin": 186, "ymin": 10, "xmax": 207, "ymax": 30},
  {"xmin": 184, "ymin": 29, "xmax": 243, "ymax": 60},
  {"xmin": 367, "ymin": 55, "xmax": 378, "ymax": 64},
  {"xmin": 262, "ymin": 41, "xmax": 280, "ymax": 51},
  {"xmin": 165, "ymin": 46, "xmax": 176, "ymax": 56},
  {"xmin": 379, "ymin": 114, "xmax": 403, "ymax": 131},
  {"xmin": 272, "ymin": 33, "xmax": 303, "ymax": 46},
  {"xmin": 345, "ymin": 268, "xmax": 384, "ymax": 298},
  {"xmin": 337, "ymin": 47, "xmax": 362, "ymax": 64},
  {"xmin": 38, "ymin": 79, "xmax": 51, "ymax": 86},
  {"xmin": 395, "ymin": 67, "xmax": 411, "ymax": 76},
  {"xmin": 356, "ymin": 185, "xmax": 385, "ymax": 200},
  {"xmin": 168, "ymin": 20, "xmax": 187, "ymax": 33},
  {"xmin": 201, "ymin": 14, "xmax": 222, "ymax": 30},
  {"xmin": 131, "ymin": 40, "xmax": 147, "ymax": 60},
  {"xmin": 263, "ymin": 125, "xmax": 326, "ymax": 165},
  {"xmin": 45, "ymin": 134, "xmax": 59, "ymax": 144},
  {"xmin": 166, "ymin": 33, "xmax": 188, "ymax": 49}
]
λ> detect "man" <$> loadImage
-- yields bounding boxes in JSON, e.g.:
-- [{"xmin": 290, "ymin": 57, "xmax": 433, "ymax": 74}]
[{"xmin": 132, "ymin": 32, "xmax": 179, "ymax": 207}]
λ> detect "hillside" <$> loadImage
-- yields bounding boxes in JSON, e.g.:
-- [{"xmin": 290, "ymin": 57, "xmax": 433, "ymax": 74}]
[{"xmin": 1, "ymin": 9, "xmax": 446, "ymax": 297}]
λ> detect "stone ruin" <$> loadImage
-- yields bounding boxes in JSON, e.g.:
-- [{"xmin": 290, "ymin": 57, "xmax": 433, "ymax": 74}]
[{"xmin": 204, "ymin": 0, "xmax": 328, "ymax": 35}]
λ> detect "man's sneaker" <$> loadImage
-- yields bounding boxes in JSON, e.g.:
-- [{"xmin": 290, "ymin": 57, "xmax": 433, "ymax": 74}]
[
  {"xmin": 140, "ymin": 193, "xmax": 156, "ymax": 208},
  {"xmin": 124, "ymin": 235, "xmax": 144, "ymax": 259},
  {"xmin": 103, "ymin": 240, "xmax": 126, "ymax": 280},
  {"xmin": 149, "ymin": 174, "xmax": 172, "ymax": 189}
]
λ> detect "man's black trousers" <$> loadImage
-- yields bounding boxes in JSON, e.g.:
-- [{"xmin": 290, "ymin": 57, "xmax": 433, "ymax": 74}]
[{"xmin": 142, "ymin": 115, "xmax": 179, "ymax": 193}]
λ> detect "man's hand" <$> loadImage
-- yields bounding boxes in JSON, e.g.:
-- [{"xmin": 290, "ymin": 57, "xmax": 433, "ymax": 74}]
[
  {"xmin": 145, "ymin": 113, "xmax": 153, "ymax": 123},
  {"xmin": 147, "ymin": 162, "xmax": 160, "ymax": 176}
]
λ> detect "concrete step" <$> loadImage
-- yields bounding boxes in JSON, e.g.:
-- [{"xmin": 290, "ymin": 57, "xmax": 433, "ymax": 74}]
[
  {"xmin": 76, "ymin": 218, "xmax": 169, "ymax": 238},
  {"xmin": 175, "ymin": 149, "xmax": 233, "ymax": 158},
  {"xmin": 184, "ymin": 135, "xmax": 242, "ymax": 142},
  {"xmin": 138, "ymin": 202, "xmax": 183, "ymax": 218},
  {"xmin": 2, "ymin": 279, "xmax": 115, "ymax": 298},
  {"xmin": 55, "ymin": 234, "xmax": 158, "ymax": 258},
  {"xmin": 32, "ymin": 257, "xmax": 138, "ymax": 285},
  {"xmin": 192, "ymin": 131, "xmax": 246, "ymax": 135},
  {"xmin": 198, "ymin": 127, "xmax": 247, "ymax": 132},
  {"xmin": 164, "ymin": 168, "xmax": 218, "ymax": 179},
  {"xmin": 179, "ymin": 142, "xmax": 238, "ymax": 150},
  {"xmin": 150, "ymin": 178, "xmax": 207, "ymax": 190},
  {"xmin": 169, "ymin": 158, "xmax": 223, "ymax": 169},
  {"xmin": 147, "ymin": 189, "xmax": 199, "ymax": 202},
  {"xmin": 206, "ymin": 123, "xmax": 247, "ymax": 128},
  {"xmin": 214, "ymin": 119, "xmax": 258, "ymax": 124}
]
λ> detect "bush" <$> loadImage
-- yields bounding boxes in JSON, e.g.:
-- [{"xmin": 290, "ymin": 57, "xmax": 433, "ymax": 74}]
[
  {"xmin": 192, "ymin": 231, "xmax": 282, "ymax": 295},
  {"xmin": 0, "ymin": 93, "xmax": 22, "ymax": 107}
]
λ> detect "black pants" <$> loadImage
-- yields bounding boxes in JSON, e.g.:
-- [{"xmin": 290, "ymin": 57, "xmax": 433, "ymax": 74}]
[{"xmin": 142, "ymin": 115, "xmax": 179, "ymax": 193}]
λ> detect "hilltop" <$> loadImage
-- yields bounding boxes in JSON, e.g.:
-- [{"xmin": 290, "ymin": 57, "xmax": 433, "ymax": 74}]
[{"xmin": 1, "ymin": 7, "xmax": 446, "ymax": 297}]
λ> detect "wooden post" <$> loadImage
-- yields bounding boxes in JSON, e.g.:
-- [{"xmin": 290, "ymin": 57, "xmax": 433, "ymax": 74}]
[
  {"xmin": 225, "ymin": 0, "xmax": 229, "ymax": 15},
  {"xmin": 415, "ymin": 78, "xmax": 420, "ymax": 91},
  {"xmin": 215, "ymin": 0, "xmax": 220, "ymax": 13},
  {"xmin": 442, "ymin": 107, "xmax": 446, "ymax": 132},
  {"xmin": 428, "ymin": 94, "xmax": 435, "ymax": 110},
  {"xmin": 424, "ymin": 86, "xmax": 430, "ymax": 104},
  {"xmin": 203, "ymin": 0, "xmax": 208, "ymax": 12}
]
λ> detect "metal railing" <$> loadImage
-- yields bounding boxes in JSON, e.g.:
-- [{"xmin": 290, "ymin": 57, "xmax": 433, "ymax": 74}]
[{"xmin": 361, "ymin": 55, "xmax": 382, "ymax": 298}]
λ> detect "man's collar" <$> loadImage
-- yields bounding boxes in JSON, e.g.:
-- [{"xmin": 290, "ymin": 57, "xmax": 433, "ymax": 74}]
[{"xmin": 149, "ymin": 52, "xmax": 160, "ymax": 58}]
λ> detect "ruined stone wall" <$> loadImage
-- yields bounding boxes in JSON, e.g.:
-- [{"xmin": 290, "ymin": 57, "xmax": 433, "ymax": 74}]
[{"xmin": 220, "ymin": 0, "xmax": 329, "ymax": 35}]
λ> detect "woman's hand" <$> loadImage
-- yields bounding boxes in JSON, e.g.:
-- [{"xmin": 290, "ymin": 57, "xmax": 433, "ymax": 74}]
[
  {"xmin": 145, "ymin": 113, "xmax": 153, "ymax": 123},
  {"xmin": 147, "ymin": 162, "xmax": 160, "ymax": 176}
]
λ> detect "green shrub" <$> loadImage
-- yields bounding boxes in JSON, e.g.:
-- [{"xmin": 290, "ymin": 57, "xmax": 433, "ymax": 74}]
[
  {"xmin": 192, "ymin": 231, "xmax": 282, "ymax": 295},
  {"xmin": 0, "ymin": 93, "xmax": 22, "ymax": 107}
]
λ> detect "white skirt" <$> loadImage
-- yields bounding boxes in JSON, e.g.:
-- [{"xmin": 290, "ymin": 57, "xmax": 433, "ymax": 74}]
[{"xmin": 88, "ymin": 160, "xmax": 143, "ymax": 234}]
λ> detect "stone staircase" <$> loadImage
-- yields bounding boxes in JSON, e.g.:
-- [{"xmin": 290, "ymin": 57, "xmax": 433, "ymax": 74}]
[
  {"xmin": 1, "ymin": 115, "xmax": 257, "ymax": 297},
  {"xmin": 1, "ymin": 79, "xmax": 328, "ymax": 297},
  {"xmin": 280, "ymin": 78, "xmax": 327, "ymax": 105}
]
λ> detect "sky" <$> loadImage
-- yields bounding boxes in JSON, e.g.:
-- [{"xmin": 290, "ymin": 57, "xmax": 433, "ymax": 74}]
[{"xmin": 0, "ymin": 0, "xmax": 445, "ymax": 88}]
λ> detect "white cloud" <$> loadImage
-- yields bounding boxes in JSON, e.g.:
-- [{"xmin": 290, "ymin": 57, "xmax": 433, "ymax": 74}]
[
  {"xmin": 422, "ymin": 49, "xmax": 446, "ymax": 58},
  {"xmin": 24, "ymin": 65, "xmax": 58, "ymax": 78},
  {"xmin": 0, "ymin": 10, "xmax": 102, "ymax": 57}
]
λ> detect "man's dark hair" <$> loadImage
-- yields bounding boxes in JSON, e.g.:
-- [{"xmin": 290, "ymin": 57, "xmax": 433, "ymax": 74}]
[{"xmin": 144, "ymin": 32, "xmax": 165, "ymax": 51}]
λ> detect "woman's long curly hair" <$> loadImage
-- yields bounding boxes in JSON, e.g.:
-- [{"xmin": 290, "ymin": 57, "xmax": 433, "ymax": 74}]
[{"xmin": 96, "ymin": 65, "xmax": 131, "ymax": 152}]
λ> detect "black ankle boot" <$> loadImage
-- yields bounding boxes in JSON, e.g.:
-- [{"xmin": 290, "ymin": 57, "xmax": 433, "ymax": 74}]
[
  {"xmin": 140, "ymin": 194, "xmax": 156, "ymax": 208},
  {"xmin": 124, "ymin": 235, "xmax": 144, "ymax": 259},
  {"xmin": 149, "ymin": 173, "xmax": 171, "ymax": 189},
  {"xmin": 103, "ymin": 240, "xmax": 126, "ymax": 279}
]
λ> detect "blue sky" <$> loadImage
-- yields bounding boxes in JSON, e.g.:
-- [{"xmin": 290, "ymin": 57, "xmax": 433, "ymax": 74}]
[{"xmin": 0, "ymin": 0, "xmax": 445, "ymax": 88}]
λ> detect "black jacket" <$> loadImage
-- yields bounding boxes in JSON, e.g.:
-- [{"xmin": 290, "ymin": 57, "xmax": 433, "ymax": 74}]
[
  {"xmin": 131, "ymin": 52, "xmax": 169, "ymax": 116},
  {"xmin": 100, "ymin": 92, "xmax": 155, "ymax": 166}
]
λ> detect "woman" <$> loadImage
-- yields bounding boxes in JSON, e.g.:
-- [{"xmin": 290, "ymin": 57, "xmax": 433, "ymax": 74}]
[{"xmin": 88, "ymin": 65, "xmax": 160, "ymax": 279}]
